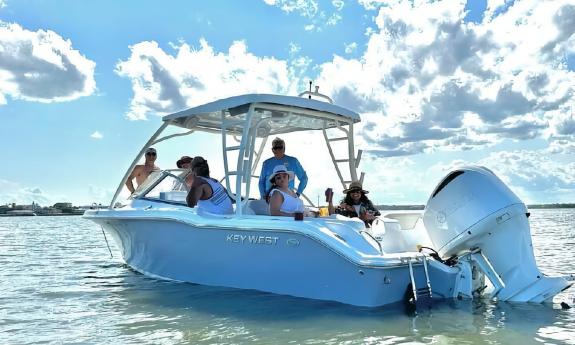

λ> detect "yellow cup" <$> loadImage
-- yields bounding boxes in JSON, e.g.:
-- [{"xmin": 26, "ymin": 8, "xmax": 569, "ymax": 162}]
[{"xmin": 319, "ymin": 207, "xmax": 329, "ymax": 217}]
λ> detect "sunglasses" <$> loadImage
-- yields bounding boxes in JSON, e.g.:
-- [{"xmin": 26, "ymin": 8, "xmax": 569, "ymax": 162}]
[
  {"xmin": 274, "ymin": 173, "xmax": 288, "ymax": 180},
  {"xmin": 272, "ymin": 146, "xmax": 284, "ymax": 150},
  {"xmin": 146, "ymin": 152, "xmax": 157, "ymax": 156}
]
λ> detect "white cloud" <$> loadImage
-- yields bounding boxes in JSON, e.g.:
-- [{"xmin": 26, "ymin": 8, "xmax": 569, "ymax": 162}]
[
  {"xmin": 326, "ymin": 12, "xmax": 342, "ymax": 27},
  {"xmin": 360, "ymin": 155, "xmax": 431, "ymax": 204},
  {"xmin": 115, "ymin": 39, "xmax": 302, "ymax": 120},
  {"xmin": 332, "ymin": 0, "xmax": 344, "ymax": 11},
  {"xmin": 344, "ymin": 42, "xmax": 357, "ymax": 54},
  {"xmin": 289, "ymin": 42, "xmax": 301, "ymax": 55},
  {"xmin": 0, "ymin": 179, "xmax": 52, "ymax": 206},
  {"xmin": 357, "ymin": 0, "xmax": 399, "ymax": 11},
  {"xmin": 90, "ymin": 131, "xmax": 103, "ymax": 139},
  {"xmin": 339, "ymin": 151, "xmax": 565, "ymax": 206},
  {"xmin": 463, "ymin": 152, "xmax": 570, "ymax": 203},
  {"xmin": 0, "ymin": 21, "xmax": 96, "ymax": 104},
  {"xmin": 313, "ymin": 0, "xmax": 575, "ymax": 157},
  {"xmin": 87, "ymin": 185, "xmax": 115, "ymax": 205},
  {"xmin": 262, "ymin": 0, "xmax": 344, "ymax": 31},
  {"xmin": 0, "ymin": 178, "xmax": 114, "ymax": 206},
  {"xmin": 263, "ymin": 0, "xmax": 319, "ymax": 18},
  {"xmin": 484, "ymin": 0, "xmax": 518, "ymax": 21},
  {"xmin": 547, "ymin": 138, "xmax": 575, "ymax": 154},
  {"xmin": 477, "ymin": 150, "xmax": 575, "ymax": 203}
]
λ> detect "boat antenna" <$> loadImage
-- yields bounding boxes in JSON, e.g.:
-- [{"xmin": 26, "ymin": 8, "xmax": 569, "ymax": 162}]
[{"xmin": 298, "ymin": 81, "xmax": 333, "ymax": 103}]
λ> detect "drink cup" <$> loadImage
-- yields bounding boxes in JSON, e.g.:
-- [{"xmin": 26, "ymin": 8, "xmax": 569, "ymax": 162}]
[
  {"xmin": 325, "ymin": 188, "xmax": 333, "ymax": 202},
  {"xmin": 319, "ymin": 207, "xmax": 329, "ymax": 217}
]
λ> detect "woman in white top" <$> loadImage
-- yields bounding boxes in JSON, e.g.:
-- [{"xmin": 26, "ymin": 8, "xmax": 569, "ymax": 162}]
[{"xmin": 267, "ymin": 165, "xmax": 304, "ymax": 217}]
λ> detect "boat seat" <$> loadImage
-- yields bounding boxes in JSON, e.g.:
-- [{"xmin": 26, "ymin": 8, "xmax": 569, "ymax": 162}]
[{"xmin": 245, "ymin": 199, "xmax": 269, "ymax": 216}]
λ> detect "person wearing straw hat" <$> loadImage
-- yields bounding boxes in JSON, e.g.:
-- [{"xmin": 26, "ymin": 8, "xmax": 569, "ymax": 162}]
[
  {"xmin": 267, "ymin": 165, "xmax": 305, "ymax": 217},
  {"xmin": 329, "ymin": 181, "xmax": 380, "ymax": 227}
]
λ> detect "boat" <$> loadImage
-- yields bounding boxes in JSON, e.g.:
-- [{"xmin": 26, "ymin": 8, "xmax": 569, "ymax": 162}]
[
  {"xmin": 84, "ymin": 91, "xmax": 574, "ymax": 308},
  {"xmin": 1, "ymin": 210, "xmax": 37, "ymax": 217}
]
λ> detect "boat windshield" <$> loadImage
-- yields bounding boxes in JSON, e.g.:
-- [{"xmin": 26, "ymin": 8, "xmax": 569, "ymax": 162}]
[{"xmin": 133, "ymin": 170, "xmax": 190, "ymax": 204}]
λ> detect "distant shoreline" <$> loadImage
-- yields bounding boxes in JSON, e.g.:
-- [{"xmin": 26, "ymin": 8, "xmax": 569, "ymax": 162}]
[
  {"xmin": 526, "ymin": 204, "xmax": 575, "ymax": 209},
  {"xmin": 1, "ymin": 203, "xmax": 573, "ymax": 217},
  {"xmin": 0, "ymin": 213, "xmax": 84, "ymax": 217}
]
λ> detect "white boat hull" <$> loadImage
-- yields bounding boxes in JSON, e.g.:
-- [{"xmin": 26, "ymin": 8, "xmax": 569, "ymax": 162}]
[{"xmin": 85, "ymin": 206, "xmax": 461, "ymax": 307}]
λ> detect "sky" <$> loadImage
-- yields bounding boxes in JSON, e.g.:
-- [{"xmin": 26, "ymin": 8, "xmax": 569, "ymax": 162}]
[{"xmin": 0, "ymin": 0, "xmax": 574, "ymax": 207}]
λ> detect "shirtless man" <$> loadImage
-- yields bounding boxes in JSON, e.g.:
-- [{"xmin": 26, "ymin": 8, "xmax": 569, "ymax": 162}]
[{"xmin": 125, "ymin": 147, "xmax": 160, "ymax": 194}]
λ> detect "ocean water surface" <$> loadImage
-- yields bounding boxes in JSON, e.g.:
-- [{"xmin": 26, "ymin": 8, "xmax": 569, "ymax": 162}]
[{"xmin": 0, "ymin": 209, "xmax": 574, "ymax": 344}]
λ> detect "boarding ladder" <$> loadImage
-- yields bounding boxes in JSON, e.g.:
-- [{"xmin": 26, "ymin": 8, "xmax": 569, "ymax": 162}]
[{"xmin": 407, "ymin": 256, "xmax": 433, "ymax": 305}]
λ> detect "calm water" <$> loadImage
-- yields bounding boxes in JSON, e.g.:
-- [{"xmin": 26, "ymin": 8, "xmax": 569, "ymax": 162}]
[{"xmin": 1, "ymin": 209, "xmax": 574, "ymax": 344}]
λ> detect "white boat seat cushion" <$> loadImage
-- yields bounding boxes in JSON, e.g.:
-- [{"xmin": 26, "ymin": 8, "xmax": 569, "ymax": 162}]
[{"xmin": 246, "ymin": 199, "xmax": 269, "ymax": 215}]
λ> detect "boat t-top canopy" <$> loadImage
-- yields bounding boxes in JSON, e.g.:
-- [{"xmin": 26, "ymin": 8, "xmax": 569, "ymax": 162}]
[
  {"xmin": 162, "ymin": 94, "xmax": 360, "ymax": 136},
  {"xmin": 111, "ymin": 92, "xmax": 364, "ymax": 213}
]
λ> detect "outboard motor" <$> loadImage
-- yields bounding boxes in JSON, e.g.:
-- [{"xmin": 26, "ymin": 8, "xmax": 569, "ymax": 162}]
[{"xmin": 423, "ymin": 166, "xmax": 572, "ymax": 302}]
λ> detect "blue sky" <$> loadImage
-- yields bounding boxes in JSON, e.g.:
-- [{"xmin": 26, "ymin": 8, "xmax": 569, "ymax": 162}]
[{"xmin": 1, "ymin": 0, "xmax": 574, "ymax": 207}]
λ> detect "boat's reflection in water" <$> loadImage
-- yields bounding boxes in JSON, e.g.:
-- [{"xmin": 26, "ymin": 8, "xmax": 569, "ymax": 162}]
[{"xmin": 104, "ymin": 269, "xmax": 574, "ymax": 344}]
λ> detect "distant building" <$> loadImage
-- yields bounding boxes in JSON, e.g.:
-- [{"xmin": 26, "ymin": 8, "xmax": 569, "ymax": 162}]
[
  {"xmin": 53, "ymin": 202, "xmax": 73, "ymax": 209},
  {"xmin": 38, "ymin": 208, "xmax": 62, "ymax": 215}
]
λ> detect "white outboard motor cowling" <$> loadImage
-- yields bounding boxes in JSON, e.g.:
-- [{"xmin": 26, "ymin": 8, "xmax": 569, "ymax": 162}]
[{"xmin": 423, "ymin": 166, "xmax": 571, "ymax": 302}]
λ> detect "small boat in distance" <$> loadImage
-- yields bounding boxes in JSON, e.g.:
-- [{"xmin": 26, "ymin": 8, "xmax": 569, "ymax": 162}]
[
  {"xmin": 84, "ymin": 91, "xmax": 573, "ymax": 308},
  {"xmin": 1, "ymin": 210, "xmax": 37, "ymax": 217}
]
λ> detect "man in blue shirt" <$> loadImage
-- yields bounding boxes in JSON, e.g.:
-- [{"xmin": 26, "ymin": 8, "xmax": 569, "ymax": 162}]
[{"xmin": 259, "ymin": 137, "xmax": 308, "ymax": 199}]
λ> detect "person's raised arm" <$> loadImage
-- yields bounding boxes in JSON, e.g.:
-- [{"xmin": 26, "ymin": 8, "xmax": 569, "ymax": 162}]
[{"xmin": 326, "ymin": 188, "xmax": 335, "ymax": 215}]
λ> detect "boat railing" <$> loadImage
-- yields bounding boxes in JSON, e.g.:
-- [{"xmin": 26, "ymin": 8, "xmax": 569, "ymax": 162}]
[
  {"xmin": 298, "ymin": 83, "xmax": 333, "ymax": 103},
  {"xmin": 359, "ymin": 230, "xmax": 383, "ymax": 255}
]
